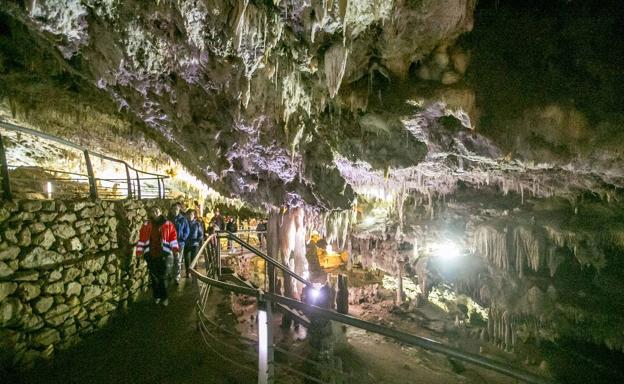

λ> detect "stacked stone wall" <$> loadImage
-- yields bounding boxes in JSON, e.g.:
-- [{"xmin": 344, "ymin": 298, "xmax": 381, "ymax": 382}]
[{"xmin": 0, "ymin": 198, "xmax": 173, "ymax": 366}]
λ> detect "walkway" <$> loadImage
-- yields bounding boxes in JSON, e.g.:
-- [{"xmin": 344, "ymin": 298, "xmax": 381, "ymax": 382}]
[{"xmin": 6, "ymin": 279, "xmax": 253, "ymax": 384}]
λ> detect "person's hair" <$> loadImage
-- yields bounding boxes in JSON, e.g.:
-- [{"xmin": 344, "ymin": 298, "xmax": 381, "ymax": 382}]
[
  {"xmin": 172, "ymin": 202, "xmax": 182, "ymax": 209},
  {"xmin": 187, "ymin": 209, "xmax": 197, "ymax": 217}
]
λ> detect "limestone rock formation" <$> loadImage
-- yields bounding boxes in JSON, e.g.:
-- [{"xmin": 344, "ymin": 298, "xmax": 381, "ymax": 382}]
[{"xmin": 2, "ymin": 1, "xmax": 624, "ymax": 380}]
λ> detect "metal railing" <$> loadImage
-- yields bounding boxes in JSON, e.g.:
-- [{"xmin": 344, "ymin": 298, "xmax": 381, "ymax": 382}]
[
  {"xmin": 0, "ymin": 120, "xmax": 169, "ymax": 200},
  {"xmin": 192, "ymin": 232, "xmax": 352, "ymax": 384},
  {"xmin": 190, "ymin": 232, "xmax": 555, "ymax": 384}
]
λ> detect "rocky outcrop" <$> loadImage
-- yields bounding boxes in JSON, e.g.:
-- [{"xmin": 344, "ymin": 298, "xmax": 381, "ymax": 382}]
[{"xmin": 0, "ymin": 198, "xmax": 172, "ymax": 367}]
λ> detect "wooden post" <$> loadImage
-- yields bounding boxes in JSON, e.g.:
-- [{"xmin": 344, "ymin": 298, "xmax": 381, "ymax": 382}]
[
  {"xmin": 83, "ymin": 150, "xmax": 97, "ymax": 200},
  {"xmin": 257, "ymin": 299, "xmax": 274, "ymax": 384},
  {"xmin": 0, "ymin": 133, "xmax": 12, "ymax": 200},
  {"xmin": 157, "ymin": 176, "xmax": 162, "ymax": 199}
]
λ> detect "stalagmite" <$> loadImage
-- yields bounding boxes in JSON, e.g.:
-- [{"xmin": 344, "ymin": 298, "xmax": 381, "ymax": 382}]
[
  {"xmin": 292, "ymin": 207, "xmax": 307, "ymax": 294},
  {"xmin": 266, "ymin": 207, "xmax": 281, "ymax": 294},
  {"xmin": 279, "ymin": 209, "xmax": 297, "ymax": 298},
  {"xmin": 396, "ymin": 259, "xmax": 404, "ymax": 305}
]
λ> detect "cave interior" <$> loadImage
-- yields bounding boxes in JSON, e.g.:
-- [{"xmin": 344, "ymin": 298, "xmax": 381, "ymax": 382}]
[{"xmin": 1, "ymin": 0, "xmax": 624, "ymax": 383}]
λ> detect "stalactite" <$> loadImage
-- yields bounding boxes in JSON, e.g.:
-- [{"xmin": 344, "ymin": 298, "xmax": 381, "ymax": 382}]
[
  {"xmin": 324, "ymin": 43, "xmax": 349, "ymax": 98},
  {"xmin": 512, "ymin": 226, "xmax": 541, "ymax": 277},
  {"xmin": 472, "ymin": 225, "xmax": 508, "ymax": 271},
  {"xmin": 323, "ymin": 209, "xmax": 355, "ymax": 250},
  {"xmin": 395, "ymin": 183, "xmax": 407, "ymax": 240},
  {"xmin": 546, "ymin": 246, "xmax": 564, "ymax": 277}
]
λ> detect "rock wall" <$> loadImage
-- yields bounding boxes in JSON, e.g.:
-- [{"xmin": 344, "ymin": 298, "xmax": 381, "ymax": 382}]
[{"xmin": 0, "ymin": 198, "xmax": 173, "ymax": 367}]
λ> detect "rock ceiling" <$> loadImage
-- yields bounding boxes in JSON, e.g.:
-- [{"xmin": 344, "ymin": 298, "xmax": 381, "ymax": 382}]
[{"xmin": 1, "ymin": 0, "xmax": 623, "ymax": 208}]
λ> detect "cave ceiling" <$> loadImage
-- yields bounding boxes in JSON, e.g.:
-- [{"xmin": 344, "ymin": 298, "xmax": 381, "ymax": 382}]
[{"xmin": 1, "ymin": 0, "xmax": 623, "ymax": 209}]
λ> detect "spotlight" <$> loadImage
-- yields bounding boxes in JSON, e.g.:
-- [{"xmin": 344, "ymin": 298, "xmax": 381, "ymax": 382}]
[
  {"xmin": 46, "ymin": 181, "xmax": 52, "ymax": 199},
  {"xmin": 432, "ymin": 241, "xmax": 463, "ymax": 262},
  {"xmin": 309, "ymin": 287, "xmax": 321, "ymax": 303},
  {"xmin": 310, "ymin": 288, "xmax": 320, "ymax": 300}
]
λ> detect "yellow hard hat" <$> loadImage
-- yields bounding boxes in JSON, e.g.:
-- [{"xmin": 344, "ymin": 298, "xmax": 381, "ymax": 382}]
[{"xmin": 310, "ymin": 231, "xmax": 321, "ymax": 243}]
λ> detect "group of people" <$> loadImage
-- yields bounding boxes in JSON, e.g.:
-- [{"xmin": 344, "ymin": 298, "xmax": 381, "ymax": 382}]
[
  {"xmin": 135, "ymin": 204, "xmax": 268, "ymax": 306},
  {"xmin": 135, "ymin": 203, "xmax": 205, "ymax": 306}
]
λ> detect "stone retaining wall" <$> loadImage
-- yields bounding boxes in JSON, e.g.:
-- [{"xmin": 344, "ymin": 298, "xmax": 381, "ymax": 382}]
[{"xmin": 0, "ymin": 198, "xmax": 173, "ymax": 367}]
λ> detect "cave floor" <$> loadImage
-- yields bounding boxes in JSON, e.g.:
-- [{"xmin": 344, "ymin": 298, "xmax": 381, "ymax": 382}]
[
  {"xmin": 9, "ymin": 279, "xmax": 253, "ymax": 384},
  {"xmin": 7, "ymin": 266, "xmax": 519, "ymax": 384},
  {"xmin": 228, "ymin": 287, "xmax": 519, "ymax": 384}
]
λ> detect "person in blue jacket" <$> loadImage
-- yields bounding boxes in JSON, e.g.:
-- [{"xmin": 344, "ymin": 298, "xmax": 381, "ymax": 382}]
[
  {"xmin": 169, "ymin": 203, "xmax": 189, "ymax": 283},
  {"xmin": 184, "ymin": 209, "xmax": 204, "ymax": 278}
]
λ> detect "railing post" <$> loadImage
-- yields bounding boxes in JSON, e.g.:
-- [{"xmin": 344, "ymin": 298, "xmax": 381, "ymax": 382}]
[
  {"xmin": 267, "ymin": 264, "xmax": 275, "ymax": 294},
  {"xmin": 257, "ymin": 299, "xmax": 274, "ymax": 384},
  {"xmin": 160, "ymin": 177, "xmax": 166, "ymax": 198},
  {"xmin": 0, "ymin": 132, "xmax": 12, "ymax": 200},
  {"xmin": 124, "ymin": 164, "xmax": 132, "ymax": 199},
  {"xmin": 135, "ymin": 170, "xmax": 141, "ymax": 199},
  {"xmin": 216, "ymin": 234, "xmax": 222, "ymax": 277},
  {"xmin": 157, "ymin": 176, "xmax": 162, "ymax": 199},
  {"xmin": 209, "ymin": 240, "xmax": 216, "ymax": 277},
  {"xmin": 83, "ymin": 150, "xmax": 97, "ymax": 200}
]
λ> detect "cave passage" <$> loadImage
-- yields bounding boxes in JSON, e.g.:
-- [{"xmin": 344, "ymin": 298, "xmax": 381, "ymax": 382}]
[{"xmin": 2, "ymin": 0, "xmax": 624, "ymax": 383}]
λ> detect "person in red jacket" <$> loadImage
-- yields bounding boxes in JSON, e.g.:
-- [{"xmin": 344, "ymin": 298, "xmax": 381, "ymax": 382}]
[{"xmin": 136, "ymin": 206, "xmax": 179, "ymax": 306}]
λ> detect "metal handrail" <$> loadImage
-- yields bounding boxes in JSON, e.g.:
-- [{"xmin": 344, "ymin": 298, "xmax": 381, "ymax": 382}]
[
  {"xmin": 219, "ymin": 232, "xmax": 312, "ymax": 287},
  {"xmin": 0, "ymin": 120, "xmax": 169, "ymax": 200},
  {"xmin": 189, "ymin": 235, "xmax": 554, "ymax": 384}
]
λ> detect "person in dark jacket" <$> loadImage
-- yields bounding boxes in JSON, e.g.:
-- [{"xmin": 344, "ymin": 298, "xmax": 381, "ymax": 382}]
[
  {"xmin": 170, "ymin": 203, "xmax": 190, "ymax": 283},
  {"xmin": 136, "ymin": 207, "xmax": 179, "ymax": 306},
  {"xmin": 184, "ymin": 209, "xmax": 204, "ymax": 278},
  {"xmin": 226, "ymin": 216, "xmax": 237, "ymax": 252},
  {"xmin": 210, "ymin": 208, "xmax": 225, "ymax": 231},
  {"xmin": 255, "ymin": 219, "xmax": 267, "ymax": 247}
]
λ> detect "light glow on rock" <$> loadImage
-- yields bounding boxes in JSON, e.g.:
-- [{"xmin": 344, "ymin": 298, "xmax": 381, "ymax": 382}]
[{"xmin": 432, "ymin": 241, "xmax": 462, "ymax": 262}]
